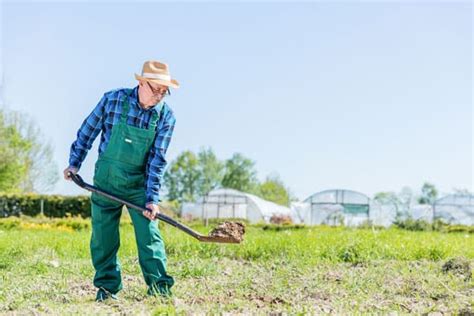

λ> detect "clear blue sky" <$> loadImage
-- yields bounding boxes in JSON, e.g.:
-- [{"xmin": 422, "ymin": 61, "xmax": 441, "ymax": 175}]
[{"xmin": 1, "ymin": 1, "xmax": 472, "ymax": 200}]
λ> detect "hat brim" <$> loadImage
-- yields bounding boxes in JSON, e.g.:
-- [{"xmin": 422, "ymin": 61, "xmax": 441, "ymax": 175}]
[{"xmin": 135, "ymin": 74, "xmax": 180, "ymax": 89}]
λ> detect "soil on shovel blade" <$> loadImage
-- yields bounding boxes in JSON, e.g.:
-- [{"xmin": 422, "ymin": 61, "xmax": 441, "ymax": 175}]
[{"xmin": 209, "ymin": 221, "xmax": 246, "ymax": 243}]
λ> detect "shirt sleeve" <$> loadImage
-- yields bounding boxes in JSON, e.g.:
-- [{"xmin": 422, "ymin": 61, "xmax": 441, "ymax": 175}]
[
  {"xmin": 68, "ymin": 94, "xmax": 107, "ymax": 170},
  {"xmin": 145, "ymin": 109, "xmax": 177, "ymax": 204}
]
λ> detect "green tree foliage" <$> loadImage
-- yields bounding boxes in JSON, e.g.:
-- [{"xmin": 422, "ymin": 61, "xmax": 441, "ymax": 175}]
[
  {"xmin": 221, "ymin": 153, "xmax": 259, "ymax": 194},
  {"xmin": 163, "ymin": 150, "xmax": 200, "ymax": 203},
  {"xmin": 373, "ymin": 191, "xmax": 400, "ymax": 205},
  {"xmin": 373, "ymin": 191, "xmax": 402, "ymax": 216},
  {"xmin": 0, "ymin": 110, "xmax": 58, "ymax": 193},
  {"xmin": 196, "ymin": 147, "xmax": 224, "ymax": 196},
  {"xmin": 418, "ymin": 182, "xmax": 438, "ymax": 205},
  {"xmin": 257, "ymin": 174, "xmax": 290, "ymax": 206},
  {"xmin": 163, "ymin": 148, "xmax": 225, "ymax": 204},
  {"xmin": 7, "ymin": 111, "xmax": 58, "ymax": 192},
  {"xmin": 0, "ymin": 111, "xmax": 32, "ymax": 192},
  {"xmin": 164, "ymin": 149, "xmax": 293, "ymax": 207}
]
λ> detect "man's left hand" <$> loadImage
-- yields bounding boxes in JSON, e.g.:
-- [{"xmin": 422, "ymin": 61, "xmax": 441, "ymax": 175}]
[{"xmin": 144, "ymin": 203, "xmax": 160, "ymax": 221}]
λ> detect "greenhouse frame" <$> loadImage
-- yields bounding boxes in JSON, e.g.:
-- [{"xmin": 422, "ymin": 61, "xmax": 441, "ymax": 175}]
[
  {"xmin": 299, "ymin": 189, "xmax": 371, "ymax": 226},
  {"xmin": 433, "ymin": 194, "xmax": 474, "ymax": 225},
  {"xmin": 181, "ymin": 188, "xmax": 296, "ymax": 224}
]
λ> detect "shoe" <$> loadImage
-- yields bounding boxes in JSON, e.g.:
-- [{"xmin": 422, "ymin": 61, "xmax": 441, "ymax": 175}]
[{"xmin": 95, "ymin": 287, "xmax": 118, "ymax": 302}]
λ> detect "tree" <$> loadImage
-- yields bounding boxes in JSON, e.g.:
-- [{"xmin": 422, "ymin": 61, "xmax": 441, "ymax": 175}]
[
  {"xmin": 397, "ymin": 186, "xmax": 414, "ymax": 214},
  {"xmin": 164, "ymin": 150, "xmax": 292, "ymax": 205},
  {"xmin": 221, "ymin": 153, "xmax": 259, "ymax": 194},
  {"xmin": 163, "ymin": 150, "xmax": 200, "ymax": 203},
  {"xmin": 0, "ymin": 110, "xmax": 31, "ymax": 192},
  {"xmin": 257, "ymin": 174, "xmax": 290, "ymax": 206},
  {"xmin": 418, "ymin": 182, "xmax": 438, "ymax": 205},
  {"xmin": 0, "ymin": 109, "xmax": 58, "ymax": 193},
  {"xmin": 373, "ymin": 191, "xmax": 400, "ymax": 205},
  {"xmin": 163, "ymin": 148, "xmax": 224, "ymax": 204},
  {"xmin": 373, "ymin": 191, "xmax": 403, "ymax": 218},
  {"xmin": 6, "ymin": 111, "xmax": 58, "ymax": 192},
  {"xmin": 196, "ymin": 147, "xmax": 224, "ymax": 196}
]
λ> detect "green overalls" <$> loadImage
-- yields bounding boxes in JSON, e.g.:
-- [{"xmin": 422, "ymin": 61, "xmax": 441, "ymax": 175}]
[{"xmin": 90, "ymin": 91, "xmax": 174, "ymax": 296}]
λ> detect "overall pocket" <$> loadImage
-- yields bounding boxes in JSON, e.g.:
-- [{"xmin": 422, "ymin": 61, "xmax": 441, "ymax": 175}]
[{"xmin": 115, "ymin": 133, "xmax": 149, "ymax": 167}]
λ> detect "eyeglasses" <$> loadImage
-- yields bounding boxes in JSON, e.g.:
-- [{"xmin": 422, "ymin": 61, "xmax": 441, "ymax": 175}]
[{"xmin": 146, "ymin": 81, "xmax": 171, "ymax": 96}]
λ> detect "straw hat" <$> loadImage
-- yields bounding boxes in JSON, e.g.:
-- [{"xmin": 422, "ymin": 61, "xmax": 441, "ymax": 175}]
[{"xmin": 135, "ymin": 61, "xmax": 180, "ymax": 89}]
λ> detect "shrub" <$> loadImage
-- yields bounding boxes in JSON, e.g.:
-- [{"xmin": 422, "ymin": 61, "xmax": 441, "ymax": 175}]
[
  {"xmin": 393, "ymin": 218, "xmax": 432, "ymax": 231},
  {"xmin": 261, "ymin": 224, "xmax": 306, "ymax": 231},
  {"xmin": 392, "ymin": 218, "xmax": 474, "ymax": 234},
  {"xmin": 0, "ymin": 194, "xmax": 91, "ymax": 218},
  {"xmin": 0, "ymin": 194, "xmax": 191, "ymax": 220}
]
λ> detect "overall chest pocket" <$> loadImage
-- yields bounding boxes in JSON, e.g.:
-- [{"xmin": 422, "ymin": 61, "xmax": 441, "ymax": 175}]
[{"xmin": 115, "ymin": 132, "xmax": 151, "ymax": 167}]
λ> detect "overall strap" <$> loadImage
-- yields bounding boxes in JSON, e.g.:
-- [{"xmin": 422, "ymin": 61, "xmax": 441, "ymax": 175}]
[
  {"xmin": 148, "ymin": 102, "xmax": 165, "ymax": 130},
  {"xmin": 120, "ymin": 90, "xmax": 132, "ymax": 124}
]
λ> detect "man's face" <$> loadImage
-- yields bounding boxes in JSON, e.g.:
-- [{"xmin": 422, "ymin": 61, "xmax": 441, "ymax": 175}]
[{"xmin": 138, "ymin": 80, "xmax": 169, "ymax": 106}]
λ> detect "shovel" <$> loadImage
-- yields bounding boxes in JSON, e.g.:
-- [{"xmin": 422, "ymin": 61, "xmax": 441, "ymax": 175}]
[{"xmin": 68, "ymin": 172, "xmax": 241, "ymax": 244}]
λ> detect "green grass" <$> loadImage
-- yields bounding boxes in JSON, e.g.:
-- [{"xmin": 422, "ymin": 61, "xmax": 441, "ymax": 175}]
[{"xmin": 0, "ymin": 216, "xmax": 473, "ymax": 314}]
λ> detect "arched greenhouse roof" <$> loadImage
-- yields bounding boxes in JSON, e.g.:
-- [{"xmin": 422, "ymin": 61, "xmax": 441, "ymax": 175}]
[
  {"xmin": 200, "ymin": 188, "xmax": 294, "ymax": 220},
  {"xmin": 434, "ymin": 194, "xmax": 474, "ymax": 206},
  {"xmin": 304, "ymin": 189, "xmax": 370, "ymax": 205}
]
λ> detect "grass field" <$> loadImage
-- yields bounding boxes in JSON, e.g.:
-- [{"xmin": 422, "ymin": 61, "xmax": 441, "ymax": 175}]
[{"xmin": 0, "ymin": 215, "xmax": 472, "ymax": 315}]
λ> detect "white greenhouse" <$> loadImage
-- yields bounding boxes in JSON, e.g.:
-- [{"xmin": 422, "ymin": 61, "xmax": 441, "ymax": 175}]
[
  {"xmin": 433, "ymin": 194, "xmax": 474, "ymax": 225},
  {"xmin": 368, "ymin": 203, "xmax": 435, "ymax": 227},
  {"xmin": 181, "ymin": 188, "xmax": 297, "ymax": 223},
  {"xmin": 292, "ymin": 189, "xmax": 371, "ymax": 226}
]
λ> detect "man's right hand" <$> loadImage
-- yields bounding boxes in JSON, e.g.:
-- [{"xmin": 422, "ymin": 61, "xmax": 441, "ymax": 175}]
[{"xmin": 63, "ymin": 167, "xmax": 78, "ymax": 181}]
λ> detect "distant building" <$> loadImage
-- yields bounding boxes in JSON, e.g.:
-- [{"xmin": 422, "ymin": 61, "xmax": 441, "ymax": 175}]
[
  {"xmin": 181, "ymin": 188, "xmax": 298, "ymax": 224},
  {"xmin": 293, "ymin": 189, "xmax": 371, "ymax": 226},
  {"xmin": 434, "ymin": 194, "xmax": 474, "ymax": 225}
]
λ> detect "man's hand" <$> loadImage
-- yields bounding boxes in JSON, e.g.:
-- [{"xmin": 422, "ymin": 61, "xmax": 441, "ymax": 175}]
[
  {"xmin": 63, "ymin": 166, "xmax": 78, "ymax": 181},
  {"xmin": 143, "ymin": 203, "xmax": 160, "ymax": 221}
]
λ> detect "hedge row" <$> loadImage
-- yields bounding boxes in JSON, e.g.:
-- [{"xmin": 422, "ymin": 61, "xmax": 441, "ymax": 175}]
[{"xmin": 0, "ymin": 194, "xmax": 91, "ymax": 218}]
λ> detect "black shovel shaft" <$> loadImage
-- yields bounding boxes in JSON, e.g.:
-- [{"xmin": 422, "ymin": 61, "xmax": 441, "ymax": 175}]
[{"xmin": 69, "ymin": 172, "xmax": 202, "ymax": 240}]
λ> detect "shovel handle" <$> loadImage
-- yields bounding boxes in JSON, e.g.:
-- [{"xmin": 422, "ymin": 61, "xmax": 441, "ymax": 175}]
[{"xmin": 68, "ymin": 172, "xmax": 202, "ymax": 240}]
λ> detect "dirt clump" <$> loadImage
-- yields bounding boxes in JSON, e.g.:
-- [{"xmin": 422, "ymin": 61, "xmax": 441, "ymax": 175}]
[
  {"xmin": 209, "ymin": 221, "xmax": 245, "ymax": 242},
  {"xmin": 441, "ymin": 257, "xmax": 472, "ymax": 281}
]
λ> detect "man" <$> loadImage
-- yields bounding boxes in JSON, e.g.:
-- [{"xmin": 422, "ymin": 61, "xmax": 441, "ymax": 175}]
[{"xmin": 64, "ymin": 60, "xmax": 178, "ymax": 301}]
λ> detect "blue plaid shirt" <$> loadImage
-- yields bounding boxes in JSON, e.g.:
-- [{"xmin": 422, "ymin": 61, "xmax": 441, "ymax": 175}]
[{"xmin": 68, "ymin": 86, "xmax": 176, "ymax": 204}]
